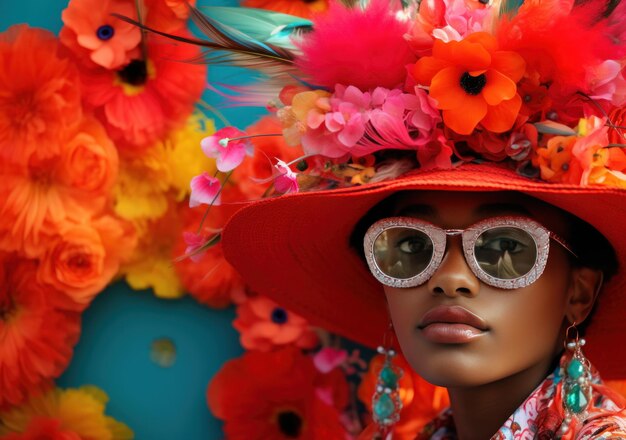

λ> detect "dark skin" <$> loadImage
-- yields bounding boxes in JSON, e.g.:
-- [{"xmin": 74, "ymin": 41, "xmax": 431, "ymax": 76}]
[{"xmin": 382, "ymin": 191, "xmax": 603, "ymax": 440}]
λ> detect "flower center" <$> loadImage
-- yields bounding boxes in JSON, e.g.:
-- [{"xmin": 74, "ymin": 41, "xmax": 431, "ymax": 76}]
[
  {"xmin": 460, "ymin": 72, "xmax": 487, "ymax": 95},
  {"xmin": 97, "ymin": 25, "xmax": 115, "ymax": 41},
  {"xmin": 277, "ymin": 410, "xmax": 303, "ymax": 437},
  {"xmin": 117, "ymin": 59, "xmax": 149, "ymax": 86},
  {"xmin": 271, "ymin": 307, "xmax": 288, "ymax": 324}
]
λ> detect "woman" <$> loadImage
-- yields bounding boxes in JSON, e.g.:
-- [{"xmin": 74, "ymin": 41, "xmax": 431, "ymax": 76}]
[{"xmin": 178, "ymin": 0, "xmax": 626, "ymax": 436}]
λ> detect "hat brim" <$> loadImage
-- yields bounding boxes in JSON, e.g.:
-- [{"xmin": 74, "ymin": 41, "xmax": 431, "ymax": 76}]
[{"xmin": 222, "ymin": 163, "xmax": 626, "ymax": 379}]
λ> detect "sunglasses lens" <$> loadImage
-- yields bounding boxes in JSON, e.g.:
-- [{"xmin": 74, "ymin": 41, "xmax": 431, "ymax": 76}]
[
  {"xmin": 373, "ymin": 227, "xmax": 434, "ymax": 279},
  {"xmin": 474, "ymin": 227, "xmax": 537, "ymax": 280}
]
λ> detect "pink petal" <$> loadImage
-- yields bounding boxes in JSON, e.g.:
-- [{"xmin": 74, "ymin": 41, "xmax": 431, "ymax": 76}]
[
  {"xmin": 189, "ymin": 172, "xmax": 221, "ymax": 208},
  {"xmin": 313, "ymin": 347, "xmax": 348, "ymax": 373}
]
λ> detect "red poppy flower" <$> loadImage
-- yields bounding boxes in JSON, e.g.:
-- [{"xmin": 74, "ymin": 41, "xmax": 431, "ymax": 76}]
[
  {"xmin": 0, "ymin": 257, "xmax": 81, "ymax": 408},
  {"xmin": 233, "ymin": 294, "xmax": 319, "ymax": 351},
  {"xmin": 207, "ymin": 348, "xmax": 348, "ymax": 440},
  {"xmin": 78, "ymin": 34, "xmax": 206, "ymax": 151},
  {"xmin": 414, "ymin": 32, "xmax": 526, "ymax": 135}
]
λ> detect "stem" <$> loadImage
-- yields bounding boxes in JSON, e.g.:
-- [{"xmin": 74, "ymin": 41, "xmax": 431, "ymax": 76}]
[{"xmin": 196, "ymin": 170, "xmax": 233, "ymax": 234}]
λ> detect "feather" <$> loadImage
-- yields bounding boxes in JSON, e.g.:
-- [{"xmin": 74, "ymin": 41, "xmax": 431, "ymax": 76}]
[
  {"xmin": 113, "ymin": 5, "xmax": 299, "ymax": 79},
  {"xmin": 199, "ymin": 6, "xmax": 312, "ymax": 51}
]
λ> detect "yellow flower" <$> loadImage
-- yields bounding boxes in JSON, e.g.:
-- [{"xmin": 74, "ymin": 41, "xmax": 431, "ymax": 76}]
[
  {"xmin": 166, "ymin": 112, "xmax": 217, "ymax": 201},
  {"xmin": 0, "ymin": 385, "xmax": 133, "ymax": 439},
  {"xmin": 114, "ymin": 144, "xmax": 172, "ymax": 221},
  {"xmin": 120, "ymin": 203, "xmax": 185, "ymax": 299}
]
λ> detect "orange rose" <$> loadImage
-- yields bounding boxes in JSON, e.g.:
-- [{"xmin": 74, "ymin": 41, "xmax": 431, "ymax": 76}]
[
  {"xmin": 59, "ymin": 117, "xmax": 118, "ymax": 195},
  {"xmin": 37, "ymin": 215, "xmax": 136, "ymax": 310}
]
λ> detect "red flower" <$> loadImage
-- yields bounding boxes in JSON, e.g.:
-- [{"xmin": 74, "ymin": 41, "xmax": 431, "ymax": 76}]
[
  {"xmin": 233, "ymin": 295, "xmax": 319, "ymax": 351},
  {"xmin": 78, "ymin": 34, "xmax": 206, "ymax": 151},
  {"xmin": 0, "ymin": 257, "xmax": 81, "ymax": 408},
  {"xmin": 0, "ymin": 26, "xmax": 82, "ymax": 166},
  {"xmin": 414, "ymin": 32, "xmax": 526, "ymax": 135},
  {"xmin": 207, "ymin": 348, "xmax": 348, "ymax": 440},
  {"xmin": 174, "ymin": 204, "xmax": 246, "ymax": 308}
]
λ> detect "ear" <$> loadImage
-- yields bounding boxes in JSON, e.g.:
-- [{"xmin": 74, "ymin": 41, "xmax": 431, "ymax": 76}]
[{"xmin": 565, "ymin": 267, "xmax": 604, "ymax": 325}]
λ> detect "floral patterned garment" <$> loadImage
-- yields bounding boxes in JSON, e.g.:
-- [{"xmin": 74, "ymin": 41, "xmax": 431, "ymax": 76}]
[{"xmin": 417, "ymin": 358, "xmax": 626, "ymax": 440}]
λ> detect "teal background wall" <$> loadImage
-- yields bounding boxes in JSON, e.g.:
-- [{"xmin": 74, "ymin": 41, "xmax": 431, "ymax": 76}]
[{"xmin": 1, "ymin": 1, "xmax": 264, "ymax": 438}]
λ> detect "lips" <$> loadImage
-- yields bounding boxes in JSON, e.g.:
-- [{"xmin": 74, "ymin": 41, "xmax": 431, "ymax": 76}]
[{"xmin": 418, "ymin": 305, "xmax": 489, "ymax": 344}]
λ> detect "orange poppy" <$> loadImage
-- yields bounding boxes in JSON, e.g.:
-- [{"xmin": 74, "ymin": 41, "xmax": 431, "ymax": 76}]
[
  {"xmin": 233, "ymin": 294, "xmax": 319, "ymax": 351},
  {"xmin": 413, "ymin": 32, "xmax": 526, "ymax": 135},
  {"xmin": 0, "ymin": 257, "xmax": 81, "ymax": 409},
  {"xmin": 207, "ymin": 347, "xmax": 348, "ymax": 439}
]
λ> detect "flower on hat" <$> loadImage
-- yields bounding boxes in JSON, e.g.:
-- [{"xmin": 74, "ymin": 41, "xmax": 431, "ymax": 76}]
[
  {"xmin": 0, "ymin": 25, "xmax": 82, "ymax": 166},
  {"xmin": 233, "ymin": 116, "xmax": 304, "ymax": 199},
  {"xmin": 201, "ymin": 127, "xmax": 254, "ymax": 173},
  {"xmin": 0, "ymin": 385, "xmax": 133, "ymax": 439},
  {"xmin": 207, "ymin": 347, "xmax": 348, "ymax": 439},
  {"xmin": 274, "ymin": 160, "xmax": 300, "ymax": 194},
  {"xmin": 60, "ymin": 0, "xmax": 141, "ymax": 69},
  {"xmin": 233, "ymin": 295, "xmax": 319, "ymax": 351},
  {"xmin": 0, "ymin": 258, "xmax": 81, "ymax": 408},
  {"xmin": 144, "ymin": 0, "xmax": 197, "ymax": 33},
  {"xmin": 414, "ymin": 32, "xmax": 526, "ymax": 135}
]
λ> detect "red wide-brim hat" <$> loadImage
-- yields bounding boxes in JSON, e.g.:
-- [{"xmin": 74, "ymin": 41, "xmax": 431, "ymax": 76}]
[{"xmin": 222, "ymin": 163, "xmax": 626, "ymax": 379}]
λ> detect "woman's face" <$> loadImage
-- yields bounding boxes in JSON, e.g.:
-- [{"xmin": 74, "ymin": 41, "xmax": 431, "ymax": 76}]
[{"xmin": 382, "ymin": 191, "xmax": 579, "ymax": 387}]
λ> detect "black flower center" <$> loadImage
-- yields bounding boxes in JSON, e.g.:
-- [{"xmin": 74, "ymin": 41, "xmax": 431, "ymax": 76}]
[
  {"xmin": 117, "ymin": 59, "xmax": 148, "ymax": 86},
  {"xmin": 271, "ymin": 307, "xmax": 288, "ymax": 324},
  {"xmin": 277, "ymin": 411, "xmax": 303, "ymax": 438},
  {"xmin": 97, "ymin": 25, "xmax": 115, "ymax": 41},
  {"xmin": 460, "ymin": 72, "xmax": 487, "ymax": 95}
]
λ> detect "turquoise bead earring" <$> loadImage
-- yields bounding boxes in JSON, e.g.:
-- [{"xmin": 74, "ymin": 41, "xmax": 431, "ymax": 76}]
[
  {"xmin": 559, "ymin": 322, "xmax": 592, "ymax": 437},
  {"xmin": 372, "ymin": 323, "xmax": 403, "ymax": 439}
]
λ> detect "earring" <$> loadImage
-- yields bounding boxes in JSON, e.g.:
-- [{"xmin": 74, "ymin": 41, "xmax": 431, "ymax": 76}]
[
  {"xmin": 372, "ymin": 323, "xmax": 403, "ymax": 439},
  {"xmin": 559, "ymin": 322, "xmax": 592, "ymax": 437}
]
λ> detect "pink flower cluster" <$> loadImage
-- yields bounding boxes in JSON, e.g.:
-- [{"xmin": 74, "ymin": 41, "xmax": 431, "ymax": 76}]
[{"xmin": 299, "ymin": 85, "xmax": 445, "ymax": 164}]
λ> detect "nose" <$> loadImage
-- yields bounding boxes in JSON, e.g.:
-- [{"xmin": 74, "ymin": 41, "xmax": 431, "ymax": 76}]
[{"xmin": 427, "ymin": 236, "xmax": 480, "ymax": 297}]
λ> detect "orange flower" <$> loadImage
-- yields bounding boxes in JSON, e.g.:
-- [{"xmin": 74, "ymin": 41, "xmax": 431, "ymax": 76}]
[
  {"xmin": 414, "ymin": 32, "xmax": 526, "ymax": 135},
  {"xmin": 534, "ymin": 135, "xmax": 579, "ymax": 183},
  {"xmin": 145, "ymin": 0, "xmax": 197, "ymax": 33},
  {"xmin": 0, "ymin": 257, "xmax": 81, "ymax": 409},
  {"xmin": 78, "ymin": 34, "xmax": 206, "ymax": 151},
  {"xmin": 241, "ymin": 0, "xmax": 328, "ymax": 18},
  {"xmin": 174, "ymin": 204, "xmax": 246, "ymax": 308},
  {"xmin": 234, "ymin": 116, "xmax": 305, "ymax": 199},
  {"xmin": 60, "ymin": 0, "xmax": 141, "ymax": 69},
  {"xmin": 207, "ymin": 348, "xmax": 348, "ymax": 439},
  {"xmin": 0, "ymin": 117, "xmax": 118, "ymax": 258},
  {"xmin": 0, "ymin": 25, "xmax": 82, "ymax": 166},
  {"xmin": 358, "ymin": 353, "xmax": 449, "ymax": 439},
  {"xmin": 233, "ymin": 295, "xmax": 319, "ymax": 351},
  {"xmin": 37, "ymin": 215, "xmax": 136, "ymax": 310}
]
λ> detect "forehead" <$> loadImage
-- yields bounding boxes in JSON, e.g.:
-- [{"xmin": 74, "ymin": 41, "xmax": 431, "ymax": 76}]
[{"xmin": 389, "ymin": 190, "xmax": 569, "ymax": 232}]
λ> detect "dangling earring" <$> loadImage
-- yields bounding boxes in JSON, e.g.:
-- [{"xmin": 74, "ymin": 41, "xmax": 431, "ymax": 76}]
[
  {"xmin": 559, "ymin": 322, "xmax": 592, "ymax": 437},
  {"xmin": 372, "ymin": 323, "xmax": 403, "ymax": 439}
]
